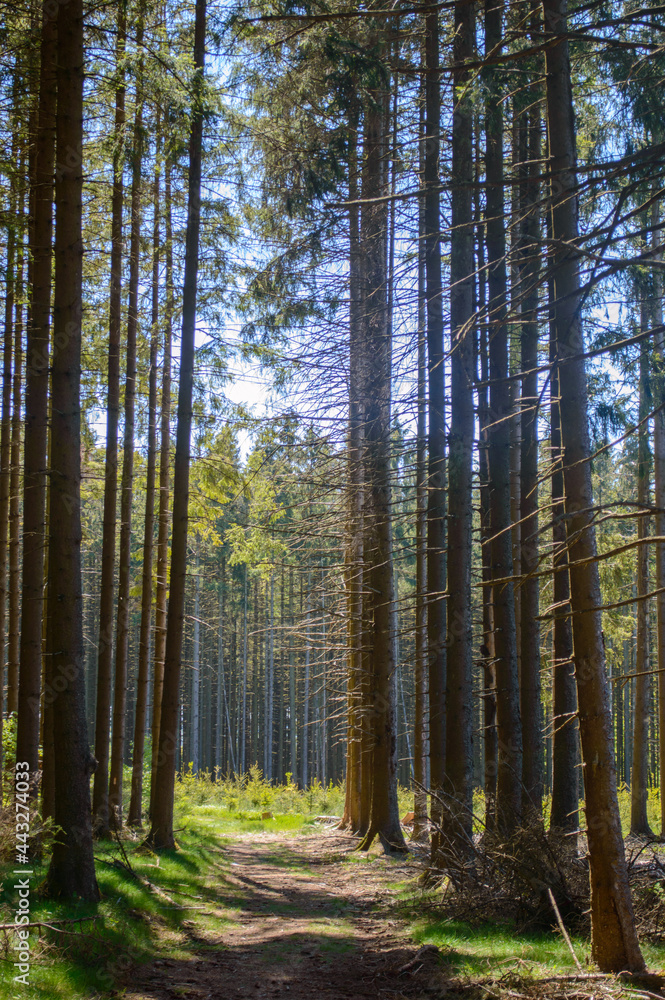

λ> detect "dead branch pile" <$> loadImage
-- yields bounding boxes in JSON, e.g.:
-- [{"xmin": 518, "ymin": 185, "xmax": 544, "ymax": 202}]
[{"xmin": 425, "ymin": 823, "xmax": 590, "ymax": 935}]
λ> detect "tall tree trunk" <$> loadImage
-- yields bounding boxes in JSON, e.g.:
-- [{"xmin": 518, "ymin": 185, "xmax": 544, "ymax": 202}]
[
  {"xmin": 108, "ymin": 56, "xmax": 144, "ymax": 833},
  {"xmin": 485, "ymin": 0, "xmax": 522, "ymax": 834},
  {"xmin": 440, "ymin": 0, "xmax": 475, "ymax": 855},
  {"xmin": 302, "ymin": 572, "xmax": 310, "ymax": 788},
  {"xmin": 652, "ymin": 200, "xmax": 665, "ymax": 838},
  {"xmin": 128, "ymin": 143, "xmax": 160, "ymax": 826},
  {"xmin": 93, "ymin": 2, "xmax": 126, "ymax": 831},
  {"xmin": 475, "ymin": 137, "xmax": 497, "ymax": 830},
  {"xmin": 46, "ymin": 0, "xmax": 99, "ymax": 900},
  {"xmin": 423, "ymin": 2, "xmax": 447, "ymax": 857},
  {"xmin": 16, "ymin": 1, "xmax": 56, "ymax": 797},
  {"xmin": 191, "ymin": 540, "xmax": 201, "ymax": 773},
  {"xmin": 7, "ymin": 208, "xmax": 24, "ymax": 717},
  {"xmin": 149, "ymin": 0, "xmax": 206, "ymax": 849},
  {"xmin": 517, "ymin": 73, "xmax": 543, "ymax": 818},
  {"xmin": 543, "ymin": 0, "xmax": 644, "ymax": 970},
  {"xmin": 0, "ymin": 162, "xmax": 16, "ymax": 753},
  {"xmin": 549, "ymin": 352, "xmax": 578, "ymax": 832},
  {"xmin": 149, "ymin": 155, "xmax": 173, "ymax": 817},
  {"xmin": 630, "ymin": 336, "xmax": 652, "ymax": 836},
  {"xmin": 356, "ymin": 70, "xmax": 405, "ymax": 854},
  {"xmin": 341, "ymin": 108, "xmax": 363, "ymax": 831},
  {"xmin": 412, "ymin": 87, "xmax": 428, "ymax": 843}
]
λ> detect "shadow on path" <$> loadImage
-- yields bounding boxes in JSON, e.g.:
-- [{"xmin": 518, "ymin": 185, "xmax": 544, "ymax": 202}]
[{"xmin": 119, "ymin": 829, "xmax": 445, "ymax": 1000}]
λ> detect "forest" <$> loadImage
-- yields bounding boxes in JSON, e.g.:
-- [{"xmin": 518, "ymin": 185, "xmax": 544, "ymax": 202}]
[{"xmin": 1, "ymin": 0, "xmax": 665, "ymax": 995}]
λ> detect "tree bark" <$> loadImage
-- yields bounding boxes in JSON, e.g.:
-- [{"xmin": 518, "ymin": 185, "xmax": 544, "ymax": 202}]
[
  {"xmin": 149, "ymin": 0, "xmax": 206, "ymax": 849},
  {"xmin": 543, "ymin": 0, "xmax": 644, "ymax": 970},
  {"xmin": 517, "ymin": 75, "xmax": 543, "ymax": 818},
  {"xmin": 0, "ymin": 161, "xmax": 16, "ymax": 754},
  {"xmin": 45, "ymin": 0, "xmax": 99, "ymax": 900},
  {"xmin": 356, "ymin": 70, "xmax": 405, "ymax": 855},
  {"xmin": 16, "ymin": 0, "xmax": 56, "ymax": 797},
  {"xmin": 341, "ymin": 107, "xmax": 363, "ymax": 831},
  {"xmin": 93, "ymin": 1, "xmax": 126, "ymax": 832},
  {"xmin": 652, "ymin": 200, "xmax": 665, "ymax": 838},
  {"xmin": 440, "ymin": 0, "xmax": 475, "ymax": 853},
  {"xmin": 485, "ymin": 0, "xmax": 523, "ymax": 835},
  {"xmin": 7, "ymin": 204, "xmax": 24, "ymax": 717},
  {"xmin": 149, "ymin": 154, "xmax": 173, "ymax": 817},
  {"xmin": 128, "ymin": 141, "xmax": 160, "ymax": 827},
  {"xmin": 412, "ymin": 85, "xmax": 428, "ymax": 843},
  {"xmin": 549, "ymin": 354, "xmax": 579, "ymax": 832},
  {"xmin": 423, "ymin": 3, "xmax": 447, "ymax": 857},
  {"xmin": 108, "ymin": 52, "xmax": 144, "ymax": 833},
  {"xmin": 630, "ymin": 333, "xmax": 652, "ymax": 836}
]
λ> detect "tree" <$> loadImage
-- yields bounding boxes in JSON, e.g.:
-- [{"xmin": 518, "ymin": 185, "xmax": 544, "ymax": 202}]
[
  {"xmin": 16, "ymin": 0, "xmax": 56, "ymax": 797},
  {"xmin": 484, "ymin": 0, "xmax": 522, "ymax": 834},
  {"xmin": 128, "ymin": 137, "xmax": 161, "ymax": 827},
  {"xmin": 92, "ymin": 1, "xmax": 126, "ymax": 833},
  {"xmin": 424, "ymin": 0, "xmax": 447, "ymax": 858},
  {"xmin": 108, "ymin": 30, "xmax": 144, "ymax": 832},
  {"xmin": 543, "ymin": 0, "xmax": 644, "ymax": 969},
  {"xmin": 441, "ymin": 0, "xmax": 475, "ymax": 852},
  {"xmin": 46, "ymin": 0, "xmax": 99, "ymax": 901},
  {"xmin": 149, "ymin": 0, "xmax": 207, "ymax": 850},
  {"xmin": 629, "ymin": 331, "xmax": 652, "ymax": 836},
  {"xmin": 356, "ymin": 39, "xmax": 405, "ymax": 853}
]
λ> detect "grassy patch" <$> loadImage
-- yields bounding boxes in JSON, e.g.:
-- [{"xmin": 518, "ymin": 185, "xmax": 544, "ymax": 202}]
[
  {"xmin": 407, "ymin": 915, "xmax": 665, "ymax": 979},
  {"xmin": 410, "ymin": 918, "xmax": 591, "ymax": 976},
  {"xmin": 0, "ymin": 817, "xmax": 241, "ymax": 1000}
]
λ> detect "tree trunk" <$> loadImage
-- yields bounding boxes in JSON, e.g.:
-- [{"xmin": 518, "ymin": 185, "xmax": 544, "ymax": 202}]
[
  {"xmin": 7, "ymin": 209, "xmax": 24, "ymax": 717},
  {"xmin": 93, "ymin": 2, "xmax": 126, "ymax": 831},
  {"xmin": 485, "ymin": 0, "xmax": 523, "ymax": 834},
  {"xmin": 630, "ymin": 334, "xmax": 652, "ymax": 836},
  {"xmin": 149, "ymin": 0, "xmax": 206, "ymax": 848},
  {"xmin": 16, "ymin": 1, "xmax": 56, "ymax": 797},
  {"xmin": 517, "ymin": 77, "xmax": 543, "ymax": 819},
  {"xmin": 475, "ymin": 143, "xmax": 497, "ymax": 830},
  {"xmin": 543, "ymin": 0, "xmax": 644, "ymax": 970},
  {"xmin": 0, "ymin": 170, "xmax": 16, "ymax": 749},
  {"xmin": 652, "ymin": 200, "xmax": 665, "ymax": 838},
  {"xmin": 191, "ymin": 544, "xmax": 201, "ymax": 772},
  {"xmin": 439, "ymin": 0, "xmax": 475, "ymax": 855},
  {"xmin": 356, "ymin": 74, "xmax": 405, "ymax": 855},
  {"xmin": 341, "ymin": 108, "xmax": 363, "ymax": 830},
  {"xmin": 149, "ymin": 154, "xmax": 173, "ymax": 817},
  {"xmin": 108, "ymin": 57, "xmax": 144, "ymax": 833},
  {"xmin": 128, "ymin": 142, "xmax": 160, "ymax": 827},
  {"xmin": 412, "ymin": 87, "xmax": 428, "ymax": 842},
  {"xmin": 549, "ymin": 353, "xmax": 579, "ymax": 832},
  {"xmin": 423, "ymin": 3, "xmax": 448, "ymax": 857},
  {"xmin": 302, "ymin": 573, "xmax": 310, "ymax": 788},
  {"xmin": 45, "ymin": 0, "xmax": 99, "ymax": 900}
]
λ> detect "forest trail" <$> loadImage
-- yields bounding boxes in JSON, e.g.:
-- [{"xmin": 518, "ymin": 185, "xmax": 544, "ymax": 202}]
[{"xmin": 118, "ymin": 827, "xmax": 443, "ymax": 1000}]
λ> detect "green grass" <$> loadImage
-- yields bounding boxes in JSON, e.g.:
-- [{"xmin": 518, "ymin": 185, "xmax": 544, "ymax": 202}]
[
  {"xmin": 408, "ymin": 915, "xmax": 665, "ymax": 978},
  {"xmin": 183, "ymin": 801, "xmax": 316, "ymax": 836},
  {"xmin": 410, "ymin": 918, "xmax": 592, "ymax": 976},
  {"xmin": 0, "ymin": 813, "xmax": 248, "ymax": 1000}
]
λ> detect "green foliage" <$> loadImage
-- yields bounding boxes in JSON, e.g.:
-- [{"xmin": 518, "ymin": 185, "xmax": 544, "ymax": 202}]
[{"xmin": 174, "ymin": 765, "xmax": 347, "ymax": 817}]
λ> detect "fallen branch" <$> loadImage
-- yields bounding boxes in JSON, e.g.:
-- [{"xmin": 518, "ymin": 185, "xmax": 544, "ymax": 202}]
[
  {"xmin": 0, "ymin": 916, "xmax": 100, "ymax": 932},
  {"xmin": 548, "ymin": 887, "xmax": 583, "ymax": 971}
]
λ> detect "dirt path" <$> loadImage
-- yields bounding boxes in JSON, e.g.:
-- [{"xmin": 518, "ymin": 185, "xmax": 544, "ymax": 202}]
[{"xmin": 120, "ymin": 827, "xmax": 444, "ymax": 1000}]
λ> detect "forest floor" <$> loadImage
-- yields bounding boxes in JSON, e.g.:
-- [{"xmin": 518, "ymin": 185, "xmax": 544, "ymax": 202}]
[
  {"xmin": 117, "ymin": 826, "xmax": 438, "ymax": 1000},
  {"xmin": 114, "ymin": 826, "xmax": 654, "ymax": 1000}
]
